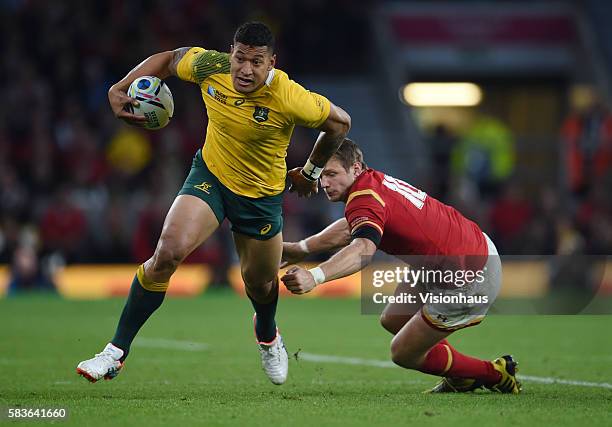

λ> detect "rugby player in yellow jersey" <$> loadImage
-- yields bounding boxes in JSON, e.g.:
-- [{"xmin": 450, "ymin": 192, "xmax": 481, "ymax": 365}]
[{"xmin": 76, "ymin": 22, "xmax": 351, "ymax": 385}]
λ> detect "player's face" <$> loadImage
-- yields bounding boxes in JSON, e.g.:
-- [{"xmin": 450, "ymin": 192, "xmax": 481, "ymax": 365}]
[
  {"xmin": 320, "ymin": 159, "xmax": 361, "ymax": 202},
  {"xmin": 230, "ymin": 42, "xmax": 276, "ymax": 94}
]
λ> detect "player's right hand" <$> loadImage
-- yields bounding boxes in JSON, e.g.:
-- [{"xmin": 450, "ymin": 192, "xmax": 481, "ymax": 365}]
[
  {"xmin": 281, "ymin": 266, "xmax": 317, "ymax": 295},
  {"xmin": 287, "ymin": 167, "xmax": 318, "ymax": 197},
  {"xmin": 280, "ymin": 242, "xmax": 308, "ymax": 268},
  {"xmin": 108, "ymin": 85, "xmax": 147, "ymax": 126}
]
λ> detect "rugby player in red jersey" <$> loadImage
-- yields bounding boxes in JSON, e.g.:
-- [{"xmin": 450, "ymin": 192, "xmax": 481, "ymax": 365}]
[{"xmin": 281, "ymin": 139, "xmax": 521, "ymax": 393}]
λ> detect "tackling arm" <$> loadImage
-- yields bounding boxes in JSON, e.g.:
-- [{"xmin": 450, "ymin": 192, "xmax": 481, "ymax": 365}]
[
  {"xmin": 301, "ymin": 218, "xmax": 352, "ymax": 253},
  {"xmin": 317, "ymin": 237, "xmax": 377, "ymax": 282},
  {"xmin": 281, "ymin": 237, "xmax": 377, "ymax": 295},
  {"xmin": 281, "ymin": 218, "xmax": 351, "ymax": 267}
]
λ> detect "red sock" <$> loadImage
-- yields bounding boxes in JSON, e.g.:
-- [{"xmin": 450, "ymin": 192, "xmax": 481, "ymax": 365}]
[{"xmin": 419, "ymin": 340, "xmax": 500, "ymax": 384}]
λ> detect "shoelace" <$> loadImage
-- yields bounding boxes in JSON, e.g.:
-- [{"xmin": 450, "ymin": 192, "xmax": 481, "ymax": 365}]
[
  {"xmin": 260, "ymin": 342, "xmax": 282, "ymax": 362},
  {"xmin": 93, "ymin": 350, "xmax": 117, "ymax": 363}
]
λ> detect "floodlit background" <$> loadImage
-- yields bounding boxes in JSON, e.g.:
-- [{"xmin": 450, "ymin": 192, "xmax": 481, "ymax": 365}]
[{"xmin": 0, "ymin": 1, "xmax": 610, "ymax": 296}]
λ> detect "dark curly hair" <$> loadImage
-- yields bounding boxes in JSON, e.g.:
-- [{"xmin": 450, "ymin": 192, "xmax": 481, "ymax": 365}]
[{"xmin": 233, "ymin": 22, "xmax": 275, "ymax": 52}]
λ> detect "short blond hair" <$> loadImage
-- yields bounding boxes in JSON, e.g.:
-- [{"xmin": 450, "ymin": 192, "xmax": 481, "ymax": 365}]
[{"xmin": 332, "ymin": 138, "xmax": 367, "ymax": 171}]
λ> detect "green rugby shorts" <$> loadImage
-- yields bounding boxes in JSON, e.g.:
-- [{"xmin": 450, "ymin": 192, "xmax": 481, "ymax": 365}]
[{"xmin": 178, "ymin": 149, "xmax": 283, "ymax": 240}]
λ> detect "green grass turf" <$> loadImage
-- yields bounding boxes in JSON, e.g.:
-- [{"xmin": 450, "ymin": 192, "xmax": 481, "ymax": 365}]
[{"xmin": 1, "ymin": 290, "xmax": 611, "ymax": 426}]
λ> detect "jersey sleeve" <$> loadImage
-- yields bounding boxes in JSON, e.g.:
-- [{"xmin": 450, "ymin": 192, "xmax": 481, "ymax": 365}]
[
  {"xmin": 282, "ymin": 77, "xmax": 331, "ymax": 128},
  {"xmin": 176, "ymin": 47, "xmax": 231, "ymax": 85},
  {"xmin": 344, "ymin": 188, "xmax": 387, "ymax": 237}
]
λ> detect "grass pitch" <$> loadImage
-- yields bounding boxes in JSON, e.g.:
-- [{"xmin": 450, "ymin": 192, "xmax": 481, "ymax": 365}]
[{"xmin": 1, "ymin": 290, "xmax": 611, "ymax": 426}]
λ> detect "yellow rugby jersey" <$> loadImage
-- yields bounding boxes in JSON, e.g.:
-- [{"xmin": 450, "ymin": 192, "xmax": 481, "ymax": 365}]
[{"xmin": 176, "ymin": 47, "xmax": 331, "ymax": 198}]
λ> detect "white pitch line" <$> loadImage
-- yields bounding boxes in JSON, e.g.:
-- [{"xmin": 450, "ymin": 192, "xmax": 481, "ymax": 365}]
[
  {"xmin": 518, "ymin": 375, "xmax": 612, "ymax": 390},
  {"xmin": 133, "ymin": 337, "xmax": 209, "ymax": 352},
  {"xmin": 299, "ymin": 352, "xmax": 612, "ymax": 390},
  {"xmin": 138, "ymin": 339, "xmax": 612, "ymax": 390},
  {"xmin": 299, "ymin": 352, "xmax": 396, "ymax": 368}
]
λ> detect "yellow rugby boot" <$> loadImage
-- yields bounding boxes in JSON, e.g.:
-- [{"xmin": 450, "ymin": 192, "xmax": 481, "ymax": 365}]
[{"xmin": 486, "ymin": 355, "xmax": 522, "ymax": 394}]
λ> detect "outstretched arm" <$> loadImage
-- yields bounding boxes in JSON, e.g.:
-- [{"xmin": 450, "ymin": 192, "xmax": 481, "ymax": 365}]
[
  {"xmin": 108, "ymin": 47, "xmax": 191, "ymax": 126},
  {"xmin": 288, "ymin": 103, "xmax": 351, "ymax": 197},
  {"xmin": 281, "ymin": 237, "xmax": 377, "ymax": 295},
  {"xmin": 281, "ymin": 218, "xmax": 351, "ymax": 267}
]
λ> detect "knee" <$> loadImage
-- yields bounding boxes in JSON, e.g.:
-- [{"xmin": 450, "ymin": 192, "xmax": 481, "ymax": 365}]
[
  {"xmin": 390, "ymin": 336, "xmax": 420, "ymax": 369},
  {"xmin": 242, "ymin": 267, "xmax": 277, "ymax": 301},
  {"xmin": 389, "ymin": 336, "xmax": 405, "ymax": 366},
  {"xmin": 242, "ymin": 263, "xmax": 277, "ymax": 288},
  {"xmin": 151, "ymin": 238, "xmax": 186, "ymax": 274},
  {"xmin": 380, "ymin": 313, "xmax": 396, "ymax": 334},
  {"xmin": 380, "ymin": 313, "xmax": 410, "ymax": 335}
]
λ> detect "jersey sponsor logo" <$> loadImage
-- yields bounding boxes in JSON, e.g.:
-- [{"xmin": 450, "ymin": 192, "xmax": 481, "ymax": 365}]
[
  {"xmin": 194, "ymin": 181, "xmax": 212, "ymax": 194},
  {"xmin": 234, "ymin": 98, "xmax": 245, "ymax": 106},
  {"xmin": 259, "ymin": 223, "xmax": 272, "ymax": 235},
  {"xmin": 253, "ymin": 106, "xmax": 270, "ymax": 122},
  {"xmin": 206, "ymin": 85, "xmax": 227, "ymax": 104}
]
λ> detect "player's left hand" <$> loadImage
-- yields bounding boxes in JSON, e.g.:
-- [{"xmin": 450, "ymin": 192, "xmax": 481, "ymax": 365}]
[
  {"xmin": 287, "ymin": 167, "xmax": 318, "ymax": 197},
  {"xmin": 281, "ymin": 266, "xmax": 317, "ymax": 294}
]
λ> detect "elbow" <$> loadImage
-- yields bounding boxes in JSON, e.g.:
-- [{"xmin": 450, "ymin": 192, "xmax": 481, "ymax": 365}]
[
  {"xmin": 328, "ymin": 106, "xmax": 351, "ymax": 137},
  {"xmin": 338, "ymin": 110, "xmax": 351, "ymax": 136},
  {"xmin": 354, "ymin": 238, "xmax": 377, "ymax": 261},
  {"xmin": 163, "ymin": 50, "xmax": 176, "ymax": 78}
]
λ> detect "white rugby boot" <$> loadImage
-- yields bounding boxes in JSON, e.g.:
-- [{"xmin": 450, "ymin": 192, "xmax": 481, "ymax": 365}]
[
  {"xmin": 76, "ymin": 343, "xmax": 124, "ymax": 383},
  {"xmin": 254, "ymin": 314, "xmax": 288, "ymax": 385}
]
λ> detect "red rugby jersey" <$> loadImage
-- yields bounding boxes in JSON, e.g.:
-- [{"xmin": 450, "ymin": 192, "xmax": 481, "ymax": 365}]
[{"xmin": 344, "ymin": 169, "xmax": 488, "ymax": 260}]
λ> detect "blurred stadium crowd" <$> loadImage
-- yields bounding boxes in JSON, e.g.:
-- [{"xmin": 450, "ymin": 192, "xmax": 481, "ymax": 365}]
[{"xmin": 1, "ymin": 0, "xmax": 611, "ymax": 291}]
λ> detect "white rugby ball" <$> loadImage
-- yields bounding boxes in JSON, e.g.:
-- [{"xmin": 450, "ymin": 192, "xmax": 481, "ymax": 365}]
[{"xmin": 127, "ymin": 76, "xmax": 174, "ymax": 130}]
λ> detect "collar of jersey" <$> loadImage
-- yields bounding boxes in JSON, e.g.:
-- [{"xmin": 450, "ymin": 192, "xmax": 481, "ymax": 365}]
[{"xmin": 265, "ymin": 69, "xmax": 275, "ymax": 86}]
